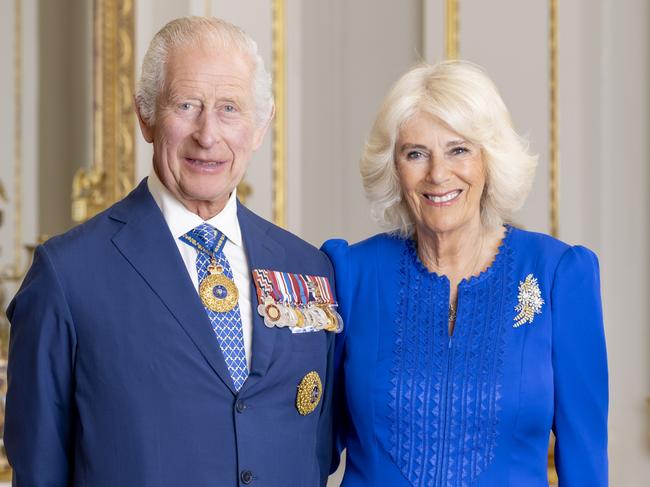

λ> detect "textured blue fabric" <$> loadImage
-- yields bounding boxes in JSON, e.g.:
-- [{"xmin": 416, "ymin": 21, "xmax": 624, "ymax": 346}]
[
  {"xmin": 182, "ymin": 223, "xmax": 248, "ymax": 391},
  {"xmin": 322, "ymin": 226, "xmax": 608, "ymax": 487}
]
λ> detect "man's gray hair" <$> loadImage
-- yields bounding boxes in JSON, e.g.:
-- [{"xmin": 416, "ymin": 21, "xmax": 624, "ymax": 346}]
[
  {"xmin": 135, "ymin": 16, "xmax": 273, "ymax": 127},
  {"xmin": 361, "ymin": 60, "xmax": 538, "ymax": 237}
]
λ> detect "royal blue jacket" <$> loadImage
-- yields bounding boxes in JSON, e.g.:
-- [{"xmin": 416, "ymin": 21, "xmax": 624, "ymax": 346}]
[
  {"xmin": 6, "ymin": 179, "xmax": 335, "ymax": 487},
  {"xmin": 323, "ymin": 226, "xmax": 608, "ymax": 486}
]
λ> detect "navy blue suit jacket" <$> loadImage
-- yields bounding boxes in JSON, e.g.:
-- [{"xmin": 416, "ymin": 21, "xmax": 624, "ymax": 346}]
[{"xmin": 5, "ymin": 179, "xmax": 335, "ymax": 487}]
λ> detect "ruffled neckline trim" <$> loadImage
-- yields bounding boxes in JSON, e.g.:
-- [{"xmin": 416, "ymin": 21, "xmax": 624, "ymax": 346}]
[{"xmin": 406, "ymin": 224, "xmax": 513, "ymax": 287}]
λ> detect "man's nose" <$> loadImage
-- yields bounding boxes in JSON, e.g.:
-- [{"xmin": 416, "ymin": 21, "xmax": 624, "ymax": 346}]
[{"xmin": 192, "ymin": 112, "xmax": 220, "ymax": 148}]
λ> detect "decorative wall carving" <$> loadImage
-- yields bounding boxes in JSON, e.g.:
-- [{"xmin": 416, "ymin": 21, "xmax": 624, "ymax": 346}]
[{"xmin": 72, "ymin": 0, "xmax": 135, "ymax": 223}]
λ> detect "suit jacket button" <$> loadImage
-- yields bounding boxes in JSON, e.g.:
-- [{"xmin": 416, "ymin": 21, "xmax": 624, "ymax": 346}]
[
  {"xmin": 240, "ymin": 470, "xmax": 254, "ymax": 484},
  {"xmin": 236, "ymin": 400, "xmax": 247, "ymax": 413}
]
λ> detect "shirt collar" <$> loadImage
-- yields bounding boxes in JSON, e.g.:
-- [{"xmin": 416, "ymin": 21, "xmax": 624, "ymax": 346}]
[{"xmin": 147, "ymin": 170, "xmax": 243, "ymax": 248}]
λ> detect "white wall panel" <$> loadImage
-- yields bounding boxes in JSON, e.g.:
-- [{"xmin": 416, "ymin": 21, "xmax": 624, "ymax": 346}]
[
  {"xmin": 595, "ymin": 1, "xmax": 650, "ymax": 484},
  {"xmin": 460, "ymin": 0, "xmax": 550, "ymax": 234},
  {"xmin": 298, "ymin": 0, "xmax": 423, "ymax": 247}
]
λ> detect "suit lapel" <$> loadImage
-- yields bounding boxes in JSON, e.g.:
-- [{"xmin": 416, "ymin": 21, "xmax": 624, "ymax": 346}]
[
  {"xmin": 109, "ymin": 181, "xmax": 238, "ymax": 395},
  {"xmin": 237, "ymin": 203, "xmax": 285, "ymax": 393}
]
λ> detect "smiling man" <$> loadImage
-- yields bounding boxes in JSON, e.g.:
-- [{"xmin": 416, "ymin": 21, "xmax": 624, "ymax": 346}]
[{"xmin": 5, "ymin": 17, "xmax": 337, "ymax": 487}]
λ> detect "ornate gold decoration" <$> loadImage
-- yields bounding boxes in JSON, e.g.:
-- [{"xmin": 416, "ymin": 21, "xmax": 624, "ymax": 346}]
[
  {"xmin": 513, "ymin": 274, "xmax": 544, "ymax": 327},
  {"xmin": 272, "ymin": 0, "xmax": 287, "ymax": 227},
  {"xmin": 548, "ymin": 433, "xmax": 559, "ymax": 484},
  {"xmin": 0, "ymin": 4, "xmax": 22, "ymax": 471},
  {"xmin": 0, "ymin": 0, "xmax": 26, "ymax": 475},
  {"xmin": 549, "ymin": 0, "xmax": 559, "ymax": 237},
  {"xmin": 199, "ymin": 271, "xmax": 239, "ymax": 313},
  {"xmin": 9, "ymin": 0, "xmax": 24, "ymax": 281},
  {"xmin": 548, "ymin": 1, "xmax": 560, "ymax": 480},
  {"xmin": 445, "ymin": 0, "xmax": 459, "ymax": 59},
  {"xmin": 72, "ymin": 0, "xmax": 135, "ymax": 223},
  {"xmin": 296, "ymin": 371, "xmax": 322, "ymax": 416}
]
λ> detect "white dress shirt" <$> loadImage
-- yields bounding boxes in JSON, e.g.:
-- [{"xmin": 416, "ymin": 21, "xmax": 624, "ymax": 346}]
[{"xmin": 147, "ymin": 171, "xmax": 253, "ymax": 369}]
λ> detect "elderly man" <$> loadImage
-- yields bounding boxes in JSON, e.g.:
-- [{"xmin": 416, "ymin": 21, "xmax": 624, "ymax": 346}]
[{"xmin": 6, "ymin": 17, "xmax": 336, "ymax": 486}]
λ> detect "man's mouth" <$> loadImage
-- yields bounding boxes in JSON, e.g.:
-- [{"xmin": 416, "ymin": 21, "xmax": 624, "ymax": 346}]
[{"xmin": 185, "ymin": 158, "xmax": 226, "ymax": 167}]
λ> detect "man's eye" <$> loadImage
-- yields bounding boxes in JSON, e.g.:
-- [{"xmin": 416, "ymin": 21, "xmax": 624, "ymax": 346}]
[
  {"xmin": 179, "ymin": 102, "xmax": 193, "ymax": 111},
  {"xmin": 224, "ymin": 104, "xmax": 237, "ymax": 113}
]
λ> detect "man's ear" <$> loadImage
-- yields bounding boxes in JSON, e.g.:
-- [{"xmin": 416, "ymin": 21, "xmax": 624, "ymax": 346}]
[
  {"xmin": 134, "ymin": 97, "xmax": 154, "ymax": 143},
  {"xmin": 252, "ymin": 104, "xmax": 275, "ymax": 151}
]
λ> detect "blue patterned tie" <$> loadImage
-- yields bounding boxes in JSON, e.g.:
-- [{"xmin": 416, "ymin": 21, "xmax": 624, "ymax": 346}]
[{"xmin": 181, "ymin": 223, "xmax": 248, "ymax": 391}]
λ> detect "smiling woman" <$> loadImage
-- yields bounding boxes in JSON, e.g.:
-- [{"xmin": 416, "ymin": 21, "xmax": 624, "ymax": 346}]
[
  {"xmin": 395, "ymin": 113, "xmax": 486, "ymax": 243},
  {"xmin": 322, "ymin": 60, "xmax": 608, "ymax": 487}
]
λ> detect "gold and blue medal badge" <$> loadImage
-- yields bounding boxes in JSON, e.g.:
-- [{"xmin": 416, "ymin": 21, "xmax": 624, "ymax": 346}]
[
  {"xmin": 180, "ymin": 229, "xmax": 238, "ymax": 313},
  {"xmin": 296, "ymin": 371, "xmax": 322, "ymax": 416}
]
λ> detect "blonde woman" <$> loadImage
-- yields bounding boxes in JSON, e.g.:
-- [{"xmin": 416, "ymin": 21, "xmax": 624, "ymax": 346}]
[{"xmin": 323, "ymin": 61, "xmax": 607, "ymax": 486}]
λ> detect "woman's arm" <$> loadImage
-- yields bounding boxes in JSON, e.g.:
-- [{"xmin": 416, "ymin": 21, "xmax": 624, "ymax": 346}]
[{"xmin": 551, "ymin": 245, "xmax": 608, "ymax": 486}]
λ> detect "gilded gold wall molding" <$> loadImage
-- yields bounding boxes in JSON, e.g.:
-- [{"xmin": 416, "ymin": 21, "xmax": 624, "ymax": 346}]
[
  {"xmin": 445, "ymin": 0, "xmax": 459, "ymax": 60},
  {"xmin": 547, "ymin": 3, "xmax": 560, "ymax": 481},
  {"xmin": 272, "ymin": 0, "xmax": 287, "ymax": 227},
  {"xmin": 547, "ymin": 1, "xmax": 560, "ymax": 480},
  {"xmin": 72, "ymin": 0, "xmax": 135, "ymax": 223},
  {"xmin": 549, "ymin": 0, "xmax": 559, "ymax": 238},
  {"xmin": 0, "ymin": 2, "xmax": 23, "ymax": 479},
  {"xmin": 10, "ymin": 0, "xmax": 23, "ymax": 278}
]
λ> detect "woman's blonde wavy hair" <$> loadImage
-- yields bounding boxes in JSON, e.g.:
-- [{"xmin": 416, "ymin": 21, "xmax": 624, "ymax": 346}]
[{"xmin": 360, "ymin": 60, "xmax": 538, "ymax": 237}]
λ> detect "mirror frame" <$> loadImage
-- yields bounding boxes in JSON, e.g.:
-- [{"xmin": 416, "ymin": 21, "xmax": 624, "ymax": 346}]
[{"xmin": 71, "ymin": 0, "xmax": 135, "ymax": 223}]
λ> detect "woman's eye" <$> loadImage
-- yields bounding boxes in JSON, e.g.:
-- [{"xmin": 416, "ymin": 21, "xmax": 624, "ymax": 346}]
[
  {"xmin": 406, "ymin": 151, "xmax": 425, "ymax": 160},
  {"xmin": 450, "ymin": 146, "xmax": 469, "ymax": 156}
]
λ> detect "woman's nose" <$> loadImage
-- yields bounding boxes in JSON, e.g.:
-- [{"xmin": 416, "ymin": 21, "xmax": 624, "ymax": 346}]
[{"xmin": 427, "ymin": 155, "xmax": 450, "ymax": 184}]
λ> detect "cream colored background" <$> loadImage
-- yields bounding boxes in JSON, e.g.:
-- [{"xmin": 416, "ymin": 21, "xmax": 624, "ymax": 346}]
[{"xmin": 0, "ymin": 1, "xmax": 648, "ymax": 486}]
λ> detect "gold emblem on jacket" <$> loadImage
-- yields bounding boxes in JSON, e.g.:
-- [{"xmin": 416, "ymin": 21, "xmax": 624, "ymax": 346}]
[{"xmin": 296, "ymin": 371, "xmax": 322, "ymax": 416}]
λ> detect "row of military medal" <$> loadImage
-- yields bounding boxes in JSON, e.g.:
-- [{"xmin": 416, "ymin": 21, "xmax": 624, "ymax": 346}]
[
  {"xmin": 251, "ymin": 269, "xmax": 343, "ymax": 334},
  {"xmin": 258, "ymin": 297, "xmax": 344, "ymax": 334}
]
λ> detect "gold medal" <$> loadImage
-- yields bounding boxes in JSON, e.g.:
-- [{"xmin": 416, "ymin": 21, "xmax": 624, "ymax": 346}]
[
  {"xmin": 320, "ymin": 304, "xmax": 339, "ymax": 332},
  {"xmin": 296, "ymin": 371, "xmax": 322, "ymax": 416},
  {"xmin": 199, "ymin": 263, "xmax": 239, "ymax": 313},
  {"xmin": 294, "ymin": 307, "xmax": 306, "ymax": 328}
]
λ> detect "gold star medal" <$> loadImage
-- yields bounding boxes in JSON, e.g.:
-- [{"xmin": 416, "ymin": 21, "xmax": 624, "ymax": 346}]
[{"xmin": 296, "ymin": 371, "xmax": 322, "ymax": 416}]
